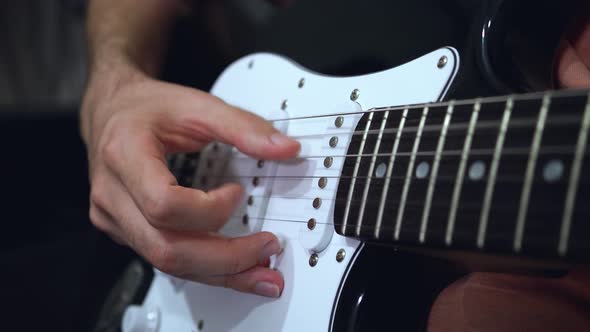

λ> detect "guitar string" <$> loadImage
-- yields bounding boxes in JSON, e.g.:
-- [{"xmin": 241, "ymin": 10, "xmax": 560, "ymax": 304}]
[
  {"xmin": 214, "ymin": 116, "xmax": 582, "ymax": 145},
  {"xmin": 175, "ymin": 91, "xmax": 590, "ymax": 228},
  {"xmin": 228, "ymin": 214, "xmax": 539, "ymax": 230},
  {"xmin": 226, "ymin": 146, "xmax": 583, "ymax": 161},
  {"xmin": 173, "ymin": 93, "xmax": 578, "ymax": 229},
  {"xmin": 264, "ymin": 89, "xmax": 589, "ymax": 124}
]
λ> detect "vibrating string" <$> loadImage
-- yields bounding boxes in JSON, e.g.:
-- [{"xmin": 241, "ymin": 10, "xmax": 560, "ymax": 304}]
[
  {"xmin": 264, "ymin": 89, "xmax": 589, "ymax": 124},
  {"xmin": 228, "ymin": 146, "xmax": 583, "ymax": 161},
  {"xmin": 231, "ymin": 177, "xmax": 585, "ymax": 207},
  {"xmin": 189, "ymin": 145, "xmax": 587, "ymax": 194},
  {"xmin": 228, "ymin": 212, "xmax": 541, "ymax": 230},
  {"xmin": 173, "ymin": 91, "xmax": 590, "ymax": 229},
  {"xmin": 281, "ymin": 116, "xmax": 583, "ymax": 141}
]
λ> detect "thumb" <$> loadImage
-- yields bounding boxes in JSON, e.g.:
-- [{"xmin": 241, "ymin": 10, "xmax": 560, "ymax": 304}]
[{"xmin": 170, "ymin": 87, "xmax": 300, "ymax": 160}]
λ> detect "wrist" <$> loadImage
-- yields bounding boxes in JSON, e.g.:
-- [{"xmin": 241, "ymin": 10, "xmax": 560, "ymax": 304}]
[{"xmin": 80, "ymin": 58, "xmax": 146, "ymax": 145}]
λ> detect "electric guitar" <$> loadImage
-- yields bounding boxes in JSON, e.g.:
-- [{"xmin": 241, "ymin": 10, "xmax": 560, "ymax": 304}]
[{"xmin": 113, "ymin": 0, "xmax": 590, "ymax": 331}]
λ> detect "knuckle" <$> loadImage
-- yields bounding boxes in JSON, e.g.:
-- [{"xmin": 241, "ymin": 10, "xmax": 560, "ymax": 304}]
[
  {"xmin": 222, "ymin": 242, "xmax": 244, "ymax": 275},
  {"xmin": 101, "ymin": 136, "xmax": 121, "ymax": 166},
  {"xmin": 148, "ymin": 243, "xmax": 179, "ymax": 275},
  {"xmin": 89, "ymin": 185, "xmax": 107, "ymax": 210},
  {"xmin": 88, "ymin": 206, "xmax": 109, "ymax": 233},
  {"xmin": 142, "ymin": 189, "xmax": 172, "ymax": 228}
]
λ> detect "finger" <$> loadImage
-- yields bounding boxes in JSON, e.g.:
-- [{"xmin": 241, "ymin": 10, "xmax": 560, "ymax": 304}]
[
  {"xmin": 89, "ymin": 204, "xmax": 127, "ymax": 245},
  {"xmin": 150, "ymin": 230, "xmax": 282, "ymax": 277},
  {"xmin": 200, "ymin": 265, "xmax": 284, "ymax": 298},
  {"xmin": 105, "ymin": 133, "xmax": 244, "ymax": 232},
  {"xmin": 100, "ymin": 175, "xmax": 285, "ymax": 295},
  {"xmin": 165, "ymin": 87, "xmax": 300, "ymax": 160}
]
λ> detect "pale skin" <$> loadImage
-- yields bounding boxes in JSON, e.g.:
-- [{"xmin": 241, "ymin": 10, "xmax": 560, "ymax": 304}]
[{"xmin": 81, "ymin": 0, "xmax": 299, "ymax": 298}]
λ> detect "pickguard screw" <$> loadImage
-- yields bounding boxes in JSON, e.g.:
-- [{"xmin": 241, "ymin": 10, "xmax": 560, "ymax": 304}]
[
  {"xmin": 248, "ymin": 60, "xmax": 254, "ymax": 69},
  {"xmin": 198, "ymin": 320, "xmax": 204, "ymax": 330},
  {"xmin": 335, "ymin": 116, "xmax": 344, "ymax": 128},
  {"xmin": 307, "ymin": 218, "xmax": 316, "ymax": 230},
  {"xmin": 313, "ymin": 197, "xmax": 322, "ymax": 209},
  {"xmin": 252, "ymin": 177, "xmax": 259, "ymax": 186},
  {"xmin": 350, "ymin": 89, "xmax": 360, "ymax": 101},
  {"xmin": 318, "ymin": 177, "xmax": 327, "ymax": 189},
  {"xmin": 336, "ymin": 249, "xmax": 346, "ymax": 262},
  {"xmin": 309, "ymin": 253, "xmax": 319, "ymax": 267},
  {"xmin": 257, "ymin": 160, "xmax": 265, "ymax": 168},
  {"xmin": 212, "ymin": 143, "xmax": 219, "ymax": 152},
  {"xmin": 329, "ymin": 136, "xmax": 339, "ymax": 148},
  {"xmin": 437, "ymin": 56, "xmax": 448, "ymax": 69},
  {"xmin": 242, "ymin": 214, "xmax": 249, "ymax": 225},
  {"xmin": 247, "ymin": 196, "xmax": 254, "ymax": 205},
  {"xmin": 324, "ymin": 157, "xmax": 333, "ymax": 168},
  {"xmin": 281, "ymin": 99, "xmax": 288, "ymax": 110},
  {"xmin": 298, "ymin": 78, "xmax": 305, "ymax": 88}
]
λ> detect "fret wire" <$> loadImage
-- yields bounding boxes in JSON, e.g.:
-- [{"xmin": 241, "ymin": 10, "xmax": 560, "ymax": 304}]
[
  {"xmin": 394, "ymin": 106, "xmax": 429, "ymax": 240},
  {"xmin": 355, "ymin": 111, "xmax": 389, "ymax": 236},
  {"xmin": 266, "ymin": 89, "xmax": 589, "ymax": 124},
  {"xmin": 341, "ymin": 112, "xmax": 374, "ymax": 234},
  {"xmin": 559, "ymin": 92, "xmax": 590, "ymax": 256},
  {"xmin": 419, "ymin": 102, "xmax": 454, "ymax": 243},
  {"xmin": 514, "ymin": 93, "xmax": 551, "ymax": 252},
  {"xmin": 446, "ymin": 100, "xmax": 481, "ymax": 245},
  {"xmin": 477, "ymin": 97, "xmax": 514, "ymax": 248},
  {"xmin": 375, "ymin": 108, "xmax": 408, "ymax": 238}
]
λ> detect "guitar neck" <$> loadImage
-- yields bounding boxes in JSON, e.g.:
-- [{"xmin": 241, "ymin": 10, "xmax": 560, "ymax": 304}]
[{"xmin": 335, "ymin": 89, "xmax": 590, "ymax": 262}]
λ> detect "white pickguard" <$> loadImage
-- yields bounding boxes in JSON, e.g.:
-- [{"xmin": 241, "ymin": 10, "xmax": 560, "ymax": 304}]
[{"xmin": 123, "ymin": 48, "xmax": 458, "ymax": 332}]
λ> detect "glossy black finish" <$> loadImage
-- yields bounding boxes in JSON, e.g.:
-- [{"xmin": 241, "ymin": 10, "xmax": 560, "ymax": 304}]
[
  {"xmin": 480, "ymin": 0, "xmax": 577, "ymax": 92},
  {"xmin": 331, "ymin": 245, "xmax": 464, "ymax": 332}
]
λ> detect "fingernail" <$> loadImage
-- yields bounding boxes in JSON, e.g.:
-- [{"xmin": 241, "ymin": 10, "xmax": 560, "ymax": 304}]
[
  {"xmin": 259, "ymin": 239, "xmax": 281, "ymax": 261},
  {"xmin": 274, "ymin": 233, "xmax": 286, "ymax": 255},
  {"xmin": 254, "ymin": 281, "xmax": 280, "ymax": 298},
  {"xmin": 270, "ymin": 132, "xmax": 295, "ymax": 146}
]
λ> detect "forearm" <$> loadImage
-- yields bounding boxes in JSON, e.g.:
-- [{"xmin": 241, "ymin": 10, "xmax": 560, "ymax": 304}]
[
  {"xmin": 87, "ymin": 0, "xmax": 187, "ymax": 76},
  {"xmin": 82, "ymin": 0, "xmax": 188, "ymax": 144}
]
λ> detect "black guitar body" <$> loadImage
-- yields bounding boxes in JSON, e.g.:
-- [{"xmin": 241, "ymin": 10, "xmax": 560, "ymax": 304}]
[{"xmin": 161, "ymin": 0, "xmax": 581, "ymax": 331}]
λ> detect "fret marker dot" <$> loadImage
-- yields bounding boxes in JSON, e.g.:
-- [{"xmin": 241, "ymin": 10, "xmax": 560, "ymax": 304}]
[
  {"xmin": 543, "ymin": 159, "xmax": 564, "ymax": 183},
  {"xmin": 469, "ymin": 161, "xmax": 486, "ymax": 181},
  {"xmin": 415, "ymin": 162, "xmax": 430, "ymax": 179},
  {"xmin": 375, "ymin": 163, "xmax": 387, "ymax": 178}
]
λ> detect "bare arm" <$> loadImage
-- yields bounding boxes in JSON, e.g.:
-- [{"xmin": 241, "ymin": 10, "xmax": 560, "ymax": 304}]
[
  {"xmin": 82, "ymin": 0, "xmax": 186, "ymax": 143},
  {"xmin": 81, "ymin": 0, "xmax": 299, "ymax": 298}
]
